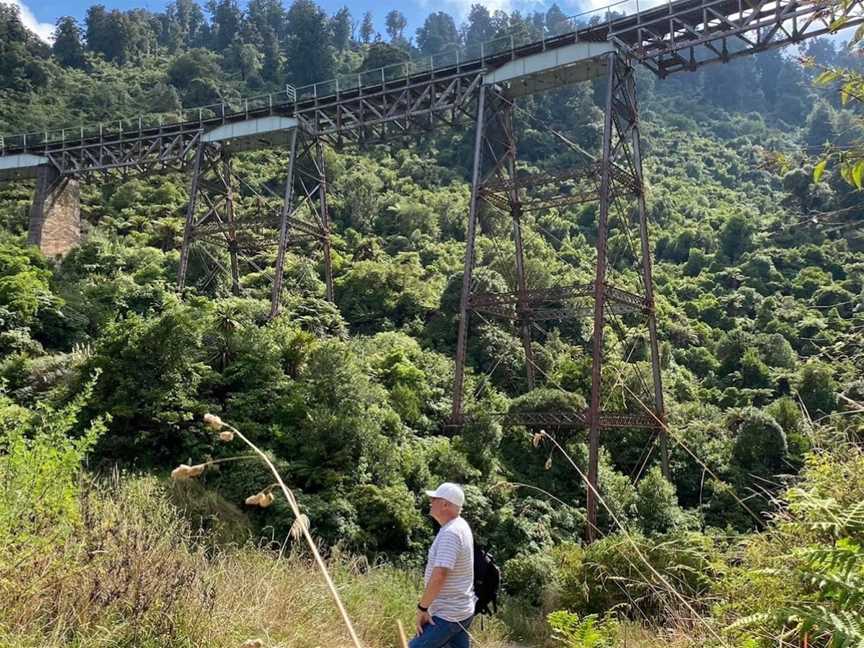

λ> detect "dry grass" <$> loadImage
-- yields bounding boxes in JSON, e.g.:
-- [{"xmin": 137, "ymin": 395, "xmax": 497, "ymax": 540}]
[{"xmin": 0, "ymin": 474, "xmax": 513, "ymax": 648}]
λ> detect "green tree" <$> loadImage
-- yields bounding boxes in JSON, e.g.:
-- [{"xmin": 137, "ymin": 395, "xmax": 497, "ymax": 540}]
[
  {"xmin": 351, "ymin": 483, "xmax": 425, "ymax": 553},
  {"xmin": 52, "ymin": 17, "xmax": 86, "ymax": 69},
  {"xmin": 284, "ymin": 0, "xmax": 334, "ymax": 86},
  {"xmin": 160, "ymin": 0, "xmax": 206, "ymax": 51},
  {"xmin": 358, "ymin": 42, "xmax": 409, "ymax": 72},
  {"xmin": 82, "ymin": 304, "xmax": 208, "ymax": 463},
  {"xmin": 385, "ymin": 10, "xmax": 407, "ymax": 43},
  {"xmin": 463, "ymin": 4, "xmax": 495, "ymax": 56},
  {"xmin": 795, "ymin": 362, "xmax": 837, "ymax": 418},
  {"xmin": 85, "ymin": 5, "xmax": 125, "ymax": 63},
  {"xmin": 0, "ymin": 241, "xmax": 54, "ymax": 332},
  {"xmin": 740, "ymin": 347, "xmax": 771, "ymax": 389},
  {"xmin": 634, "ymin": 466, "xmax": 687, "ymax": 535},
  {"xmin": 545, "ymin": 3, "xmax": 569, "ymax": 35},
  {"xmin": 330, "ymin": 6, "xmax": 352, "ymax": 51},
  {"xmin": 805, "ymin": 100, "xmax": 838, "ymax": 148},
  {"xmin": 719, "ymin": 213, "xmax": 755, "ymax": 262},
  {"xmin": 416, "ymin": 12, "xmax": 460, "ymax": 56},
  {"xmin": 167, "ymin": 48, "xmax": 221, "ymax": 88},
  {"xmin": 359, "ymin": 11, "xmax": 375, "ymax": 44},
  {"xmin": 730, "ymin": 407, "xmax": 787, "ymax": 477},
  {"xmin": 205, "ymin": 0, "xmax": 242, "ymax": 52}
]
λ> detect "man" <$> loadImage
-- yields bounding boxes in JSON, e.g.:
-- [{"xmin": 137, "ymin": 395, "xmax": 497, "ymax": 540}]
[{"xmin": 411, "ymin": 482, "xmax": 475, "ymax": 648}]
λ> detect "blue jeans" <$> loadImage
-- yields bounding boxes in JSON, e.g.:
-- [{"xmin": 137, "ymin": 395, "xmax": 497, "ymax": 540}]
[{"xmin": 409, "ymin": 615, "xmax": 474, "ymax": 648}]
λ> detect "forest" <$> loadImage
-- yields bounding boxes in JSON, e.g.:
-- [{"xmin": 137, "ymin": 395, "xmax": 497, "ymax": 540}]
[{"xmin": 0, "ymin": 0, "xmax": 863, "ymax": 645}]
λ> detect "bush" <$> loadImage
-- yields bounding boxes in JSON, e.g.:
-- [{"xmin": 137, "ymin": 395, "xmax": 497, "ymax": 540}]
[
  {"xmin": 350, "ymin": 483, "xmax": 427, "ymax": 554},
  {"xmin": 555, "ymin": 531, "xmax": 716, "ymax": 619},
  {"xmin": 730, "ymin": 407, "xmax": 787, "ymax": 477},
  {"xmin": 634, "ymin": 466, "xmax": 689, "ymax": 535},
  {"xmin": 503, "ymin": 552, "xmax": 558, "ymax": 606},
  {"xmin": 795, "ymin": 361, "xmax": 838, "ymax": 418},
  {"xmin": 0, "ymin": 386, "xmax": 104, "ymax": 553}
]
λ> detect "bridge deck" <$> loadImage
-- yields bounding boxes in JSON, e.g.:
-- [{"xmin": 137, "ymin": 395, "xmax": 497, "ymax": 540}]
[{"xmin": 0, "ymin": 0, "xmax": 860, "ymax": 168}]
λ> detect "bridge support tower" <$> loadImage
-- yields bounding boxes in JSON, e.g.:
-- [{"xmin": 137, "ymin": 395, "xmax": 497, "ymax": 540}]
[
  {"xmin": 28, "ymin": 165, "xmax": 80, "ymax": 258},
  {"xmin": 451, "ymin": 53, "xmax": 668, "ymax": 541},
  {"xmin": 177, "ymin": 127, "xmax": 333, "ymax": 316}
]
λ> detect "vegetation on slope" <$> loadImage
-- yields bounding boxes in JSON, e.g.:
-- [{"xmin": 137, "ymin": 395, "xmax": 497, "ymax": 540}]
[{"xmin": 0, "ymin": 0, "xmax": 863, "ymax": 645}]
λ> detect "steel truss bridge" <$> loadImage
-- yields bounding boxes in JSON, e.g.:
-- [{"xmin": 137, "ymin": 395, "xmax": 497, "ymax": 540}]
[{"xmin": 1, "ymin": 0, "xmax": 860, "ymax": 539}]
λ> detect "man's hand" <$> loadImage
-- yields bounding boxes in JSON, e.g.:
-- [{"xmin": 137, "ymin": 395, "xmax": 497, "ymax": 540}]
[{"xmin": 415, "ymin": 609, "xmax": 434, "ymax": 635}]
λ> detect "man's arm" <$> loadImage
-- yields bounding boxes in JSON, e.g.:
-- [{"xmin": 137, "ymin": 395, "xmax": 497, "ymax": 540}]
[{"xmin": 416, "ymin": 566, "xmax": 450, "ymax": 633}]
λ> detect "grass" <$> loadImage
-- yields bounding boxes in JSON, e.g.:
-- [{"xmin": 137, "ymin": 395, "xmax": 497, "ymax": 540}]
[{"xmin": 0, "ymin": 473, "xmax": 514, "ymax": 648}]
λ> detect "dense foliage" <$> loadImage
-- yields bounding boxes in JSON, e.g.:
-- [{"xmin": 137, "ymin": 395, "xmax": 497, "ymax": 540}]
[{"xmin": 0, "ymin": 0, "xmax": 863, "ymax": 645}]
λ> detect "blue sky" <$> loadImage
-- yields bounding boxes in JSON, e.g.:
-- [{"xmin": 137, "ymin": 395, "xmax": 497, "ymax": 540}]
[{"xmin": 4, "ymin": 0, "xmax": 606, "ymax": 43}]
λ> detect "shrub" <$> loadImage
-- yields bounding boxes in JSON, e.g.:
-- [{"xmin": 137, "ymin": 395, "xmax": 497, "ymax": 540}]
[
  {"xmin": 730, "ymin": 407, "xmax": 787, "ymax": 477},
  {"xmin": 503, "ymin": 552, "xmax": 558, "ymax": 606},
  {"xmin": 0, "ymin": 386, "xmax": 104, "ymax": 553},
  {"xmin": 634, "ymin": 466, "xmax": 689, "ymax": 536},
  {"xmin": 350, "ymin": 483, "xmax": 427, "ymax": 554},
  {"xmin": 795, "ymin": 362, "xmax": 838, "ymax": 418},
  {"xmin": 555, "ymin": 531, "xmax": 716, "ymax": 619}
]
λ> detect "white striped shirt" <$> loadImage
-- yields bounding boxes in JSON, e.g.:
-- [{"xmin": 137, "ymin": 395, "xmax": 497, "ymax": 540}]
[{"xmin": 424, "ymin": 517, "xmax": 475, "ymax": 622}]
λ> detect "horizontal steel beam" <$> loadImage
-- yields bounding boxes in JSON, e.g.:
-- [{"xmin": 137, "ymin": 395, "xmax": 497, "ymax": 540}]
[
  {"xmin": 492, "ymin": 409, "xmax": 659, "ymax": 429},
  {"xmin": 468, "ymin": 282, "xmax": 651, "ymax": 320}
]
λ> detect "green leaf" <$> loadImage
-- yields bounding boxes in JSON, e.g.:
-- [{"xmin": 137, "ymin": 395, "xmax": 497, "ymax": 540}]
[
  {"xmin": 814, "ymin": 158, "xmax": 828, "ymax": 183},
  {"xmin": 815, "ymin": 69, "xmax": 842, "ymax": 85},
  {"xmin": 830, "ymin": 16, "xmax": 849, "ymax": 32},
  {"xmin": 853, "ymin": 161, "xmax": 864, "ymax": 189}
]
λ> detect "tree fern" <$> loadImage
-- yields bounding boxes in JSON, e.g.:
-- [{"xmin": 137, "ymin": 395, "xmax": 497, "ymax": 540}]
[{"xmin": 730, "ymin": 492, "xmax": 864, "ymax": 646}]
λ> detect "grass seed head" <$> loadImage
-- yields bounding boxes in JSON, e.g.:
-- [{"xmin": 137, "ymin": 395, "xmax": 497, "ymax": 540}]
[
  {"xmin": 532, "ymin": 432, "xmax": 543, "ymax": 448},
  {"xmin": 203, "ymin": 413, "xmax": 224, "ymax": 430},
  {"xmin": 258, "ymin": 491, "xmax": 275, "ymax": 508},
  {"xmin": 290, "ymin": 513, "xmax": 309, "ymax": 540},
  {"xmin": 218, "ymin": 430, "xmax": 235, "ymax": 442},
  {"xmin": 245, "ymin": 493, "xmax": 262, "ymax": 507},
  {"xmin": 171, "ymin": 464, "xmax": 204, "ymax": 480},
  {"xmin": 544, "ymin": 456, "xmax": 553, "ymax": 470}
]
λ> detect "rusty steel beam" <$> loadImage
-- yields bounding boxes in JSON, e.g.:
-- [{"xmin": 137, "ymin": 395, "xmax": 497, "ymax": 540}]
[{"xmin": 177, "ymin": 129, "xmax": 333, "ymax": 311}]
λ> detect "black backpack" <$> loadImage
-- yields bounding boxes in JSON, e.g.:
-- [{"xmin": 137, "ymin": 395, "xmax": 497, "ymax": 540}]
[{"xmin": 473, "ymin": 545, "xmax": 500, "ymax": 615}]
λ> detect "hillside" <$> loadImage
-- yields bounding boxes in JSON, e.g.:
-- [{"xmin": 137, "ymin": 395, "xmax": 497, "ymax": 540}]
[{"xmin": 0, "ymin": 1, "xmax": 863, "ymax": 646}]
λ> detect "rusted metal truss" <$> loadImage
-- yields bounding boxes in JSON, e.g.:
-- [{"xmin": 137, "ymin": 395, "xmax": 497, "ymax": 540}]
[
  {"xmin": 449, "ymin": 55, "xmax": 667, "ymax": 542},
  {"xmin": 176, "ymin": 128, "xmax": 333, "ymax": 313},
  {"xmin": 41, "ymin": 125, "xmax": 202, "ymax": 177},
  {"xmin": 583, "ymin": 54, "xmax": 667, "ymax": 540},
  {"xmin": 607, "ymin": 0, "xmax": 864, "ymax": 76},
  {"xmin": 295, "ymin": 71, "xmax": 484, "ymax": 145},
  {"xmin": 2, "ymin": 0, "xmax": 862, "ymax": 171},
  {"xmin": 468, "ymin": 282, "xmax": 650, "ymax": 320},
  {"xmin": 494, "ymin": 410, "xmax": 658, "ymax": 429}
]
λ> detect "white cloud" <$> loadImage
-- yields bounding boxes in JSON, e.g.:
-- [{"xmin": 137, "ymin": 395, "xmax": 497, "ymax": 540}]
[{"xmin": 1, "ymin": 0, "xmax": 55, "ymax": 43}]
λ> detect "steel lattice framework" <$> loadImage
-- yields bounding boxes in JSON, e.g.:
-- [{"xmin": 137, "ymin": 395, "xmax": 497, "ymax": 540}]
[
  {"xmin": 176, "ymin": 129, "xmax": 333, "ymax": 307},
  {"xmin": 608, "ymin": 0, "xmax": 857, "ymax": 76},
  {"xmin": 449, "ymin": 54, "xmax": 666, "ymax": 540}
]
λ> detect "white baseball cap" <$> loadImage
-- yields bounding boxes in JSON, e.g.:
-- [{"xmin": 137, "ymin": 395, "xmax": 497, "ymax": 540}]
[{"xmin": 425, "ymin": 482, "xmax": 465, "ymax": 508}]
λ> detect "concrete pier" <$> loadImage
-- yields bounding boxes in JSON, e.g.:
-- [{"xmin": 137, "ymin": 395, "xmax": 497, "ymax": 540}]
[{"xmin": 27, "ymin": 165, "xmax": 80, "ymax": 257}]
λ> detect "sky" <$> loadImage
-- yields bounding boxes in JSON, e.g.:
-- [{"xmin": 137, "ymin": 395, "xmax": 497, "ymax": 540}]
[{"xmin": 1, "ymin": 0, "xmax": 615, "ymax": 43}]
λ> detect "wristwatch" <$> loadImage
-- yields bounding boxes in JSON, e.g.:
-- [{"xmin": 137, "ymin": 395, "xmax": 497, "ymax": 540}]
[{"xmin": 417, "ymin": 603, "xmax": 429, "ymax": 612}]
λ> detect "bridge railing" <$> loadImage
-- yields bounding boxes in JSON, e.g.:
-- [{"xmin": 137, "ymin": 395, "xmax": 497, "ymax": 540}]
[
  {"xmin": 293, "ymin": 0, "xmax": 639, "ymax": 101},
  {"xmin": 0, "ymin": 0, "xmax": 644, "ymax": 155}
]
